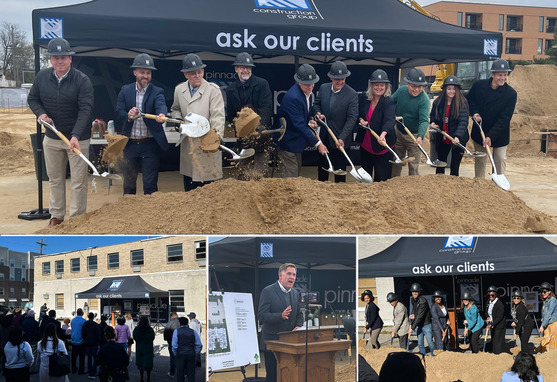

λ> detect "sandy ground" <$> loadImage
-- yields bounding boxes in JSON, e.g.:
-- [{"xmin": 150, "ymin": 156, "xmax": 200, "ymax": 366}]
[{"xmin": 360, "ymin": 331, "xmax": 557, "ymax": 382}]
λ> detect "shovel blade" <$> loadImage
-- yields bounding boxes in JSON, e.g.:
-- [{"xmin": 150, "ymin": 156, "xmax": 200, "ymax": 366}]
[
  {"xmin": 357, "ymin": 168, "xmax": 372, "ymax": 183},
  {"xmin": 100, "ymin": 172, "xmax": 122, "ymax": 180},
  {"xmin": 238, "ymin": 148, "xmax": 255, "ymax": 159},
  {"xmin": 429, "ymin": 159, "xmax": 447, "ymax": 168},
  {"xmin": 468, "ymin": 151, "xmax": 486, "ymax": 158},
  {"xmin": 491, "ymin": 174, "xmax": 510, "ymax": 191}
]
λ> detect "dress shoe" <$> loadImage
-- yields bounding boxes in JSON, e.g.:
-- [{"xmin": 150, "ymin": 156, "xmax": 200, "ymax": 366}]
[{"xmin": 47, "ymin": 217, "xmax": 63, "ymax": 228}]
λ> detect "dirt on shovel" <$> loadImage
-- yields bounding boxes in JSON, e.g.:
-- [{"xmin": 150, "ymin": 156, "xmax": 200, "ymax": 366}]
[
  {"xmin": 102, "ymin": 133, "xmax": 128, "ymax": 163},
  {"xmin": 200, "ymin": 128, "xmax": 220, "ymax": 153},
  {"xmin": 234, "ymin": 107, "xmax": 260, "ymax": 138}
]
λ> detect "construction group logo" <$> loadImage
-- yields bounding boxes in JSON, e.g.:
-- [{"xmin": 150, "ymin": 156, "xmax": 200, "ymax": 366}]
[
  {"xmin": 253, "ymin": 0, "xmax": 323, "ymax": 20},
  {"xmin": 108, "ymin": 280, "xmax": 123, "ymax": 290},
  {"xmin": 440, "ymin": 236, "xmax": 477, "ymax": 254}
]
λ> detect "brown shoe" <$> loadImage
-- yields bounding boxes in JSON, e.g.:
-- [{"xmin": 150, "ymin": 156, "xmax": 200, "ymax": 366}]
[{"xmin": 47, "ymin": 218, "xmax": 63, "ymax": 228}]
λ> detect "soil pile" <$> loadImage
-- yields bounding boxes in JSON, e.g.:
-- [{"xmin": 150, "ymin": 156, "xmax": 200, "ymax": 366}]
[
  {"xmin": 335, "ymin": 363, "xmax": 356, "ymax": 382},
  {"xmin": 0, "ymin": 112, "xmax": 37, "ymax": 175},
  {"xmin": 40, "ymin": 175, "xmax": 557, "ymax": 234},
  {"xmin": 360, "ymin": 347, "xmax": 557, "ymax": 382},
  {"xmin": 507, "ymin": 65, "xmax": 557, "ymax": 154}
]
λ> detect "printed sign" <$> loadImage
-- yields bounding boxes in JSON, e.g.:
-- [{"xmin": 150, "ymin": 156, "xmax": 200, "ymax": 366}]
[{"xmin": 40, "ymin": 18, "xmax": 63, "ymax": 39}]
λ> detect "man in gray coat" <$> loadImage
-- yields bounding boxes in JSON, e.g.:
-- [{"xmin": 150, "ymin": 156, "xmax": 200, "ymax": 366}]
[
  {"xmin": 387, "ymin": 292, "xmax": 410, "ymax": 349},
  {"xmin": 313, "ymin": 61, "xmax": 358, "ymax": 182}
]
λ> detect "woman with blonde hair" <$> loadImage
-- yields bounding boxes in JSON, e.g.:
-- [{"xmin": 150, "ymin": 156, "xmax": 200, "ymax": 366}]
[
  {"xmin": 536, "ymin": 282, "xmax": 557, "ymax": 353},
  {"xmin": 462, "ymin": 292, "xmax": 484, "ymax": 354},
  {"xmin": 125, "ymin": 312, "xmax": 135, "ymax": 358},
  {"xmin": 356, "ymin": 69, "xmax": 396, "ymax": 182}
]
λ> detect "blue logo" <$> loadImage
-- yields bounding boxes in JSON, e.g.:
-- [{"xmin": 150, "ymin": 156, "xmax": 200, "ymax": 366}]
[
  {"xmin": 444, "ymin": 236, "xmax": 476, "ymax": 249},
  {"xmin": 260, "ymin": 242, "xmax": 274, "ymax": 258},
  {"xmin": 40, "ymin": 18, "xmax": 64, "ymax": 39},
  {"xmin": 255, "ymin": 0, "xmax": 312, "ymax": 10},
  {"xmin": 108, "ymin": 280, "xmax": 123, "ymax": 290},
  {"xmin": 484, "ymin": 38, "xmax": 498, "ymax": 56}
]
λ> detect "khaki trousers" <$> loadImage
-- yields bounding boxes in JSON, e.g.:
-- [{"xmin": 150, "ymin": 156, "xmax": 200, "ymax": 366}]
[
  {"xmin": 277, "ymin": 149, "xmax": 302, "ymax": 178},
  {"xmin": 392, "ymin": 129, "xmax": 422, "ymax": 177},
  {"xmin": 43, "ymin": 135, "xmax": 89, "ymax": 220},
  {"xmin": 472, "ymin": 141, "xmax": 507, "ymax": 177}
]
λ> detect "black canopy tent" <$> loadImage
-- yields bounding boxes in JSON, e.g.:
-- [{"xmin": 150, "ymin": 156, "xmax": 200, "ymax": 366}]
[
  {"xmin": 31, "ymin": 0, "xmax": 502, "ymax": 67},
  {"xmin": 75, "ymin": 275, "xmax": 169, "ymax": 322}
]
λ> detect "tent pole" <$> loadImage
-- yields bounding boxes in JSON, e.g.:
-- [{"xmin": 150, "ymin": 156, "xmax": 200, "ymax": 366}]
[
  {"xmin": 394, "ymin": 58, "xmax": 401, "ymax": 90},
  {"xmin": 294, "ymin": 56, "xmax": 300, "ymax": 72}
]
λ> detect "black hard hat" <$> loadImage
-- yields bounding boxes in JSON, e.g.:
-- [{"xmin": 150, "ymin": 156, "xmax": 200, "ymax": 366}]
[
  {"xmin": 369, "ymin": 69, "xmax": 390, "ymax": 83},
  {"xmin": 511, "ymin": 290, "xmax": 523, "ymax": 299},
  {"xmin": 46, "ymin": 37, "xmax": 74, "ymax": 56},
  {"xmin": 361, "ymin": 289, "xmax": 374, "ymax": 302},
  {"xmin": 410, "ymin": 283, "xmax": 422, "ymax": 292},
  {"xmin": 487, "ymin": 285, "xmax": 498, "ymax": 294},
  {"xmin": 294, "ymin": 64, "xmax": 319, "ymax": 85},
  {"xmin": 540, "ymin": 282, "xmax": 553, "ymax": 292},
  {"xmin": 181, "ymin": 53, "xmax": 207, "ymax": 73},
  {"xmin": 404, "ymin": 68, "xmax": 427, "ymax": 86},
  {"xmin": 442, "ymin": 75, "xmax": 460, "ymax": 88},
  {"xmin": 433, "ymin": 290, "xmax": 444, "ymax": 298},
  {"xmin": 490, "ymin": 58, "xmax": 511, "ymax": 73},
  {"xmin": 461, "ymin": 292, "xmax": 474, "ymax": 301},
  {"xmin": 386, "ymin": 292, "xmax": 398, "ymax": 303},
  {"xmin": 327, "ymin": 61, "xmax": 350, "ymax": 79},
  {"xmin": 130, "ymin": 53, "xmax": 157, "ymax": 70},
  {"xmin": 233, "ymin": 52, "xmax": 255, "ymax": 67}
]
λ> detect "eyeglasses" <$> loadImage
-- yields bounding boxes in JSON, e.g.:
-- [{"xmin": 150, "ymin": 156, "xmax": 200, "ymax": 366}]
[
  {"xmin": 541, "ymin": 290, "xmax": 550, "ymax": 294},
  {"xmin": 512, "ymin": 297, "xmax": 521, "ymax": 300},
  {"xmin": 489, "ymin": 293, "xmax": 497, "ymax": 297}
]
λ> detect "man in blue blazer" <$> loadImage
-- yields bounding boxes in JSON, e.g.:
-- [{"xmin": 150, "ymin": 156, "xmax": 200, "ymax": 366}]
[
  {"xmin": 116, "ymin": 53, "xmax": 168, "ymax": 195},
  {"xmin": 313, "ymin": 61, "xmax": 358, "ymax": 182},
  {"xmin": 276, "ymin": 64, "xmax": 327, "ymax": 177},
  {"xmin": 257, "ymin": 263, "xmax": 304, "ymax": 382}
]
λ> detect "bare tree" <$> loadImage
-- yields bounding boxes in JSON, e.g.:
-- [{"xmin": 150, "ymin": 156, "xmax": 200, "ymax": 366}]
[{"xmin": 0, "ymin": 22, "xmax": 34, "ymax": 85}]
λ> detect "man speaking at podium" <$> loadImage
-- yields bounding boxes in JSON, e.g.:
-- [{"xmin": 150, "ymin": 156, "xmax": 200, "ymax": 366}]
[{"xmin": 258, "ymin": 263, "xmax": 304, "ymax": 382}]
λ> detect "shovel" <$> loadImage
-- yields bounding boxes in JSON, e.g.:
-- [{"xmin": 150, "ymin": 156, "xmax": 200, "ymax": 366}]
[
  {"xmin": 483, "ymin": 326, "xmax": 490, "ymax": 352},
  {"xmin": 39, "ymin": 118, "xmax": 121, "ymax": 181},
  {"xmin": 315, "ymin": 117, "xmax": 372, "ymax": 183},
  {"xmin": 460, "ymin": 325, "xmax": 470, "ymax": 350},
  {"xmin": 429, "ymin": 124, "xmax": 486, "ymax": 158},
  {"xmin": 359, "ymin": 123, "xmax": 414, "ymax": 165},
  {"xmin": 474, "ymin": 119, "xmax": 510, "ymax": 191},
  {"xmin": 220, "ymin": 142, "xmax": 255, "ymax": 160},
  {"xmin": 396, "ymin": 117, "xmax": 446, "ymax": 168},
  {"xmin": 358, "ymin": 332, "xmax": 368, "ymax": 350},
  {"xmin": 308, "ymin": 125, "xmax": 346, "ymax": 176},
  {"xmin": 137, "ymin": 112, "xmax": 210, "ymax": 138},
  {"xmin": 249, "ymin": 117, "xmax": 287, "ymax": 141}
]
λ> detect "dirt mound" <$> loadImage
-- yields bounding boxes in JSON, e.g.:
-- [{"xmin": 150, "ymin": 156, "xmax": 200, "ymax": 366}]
[
  {"xmin": 335, "ymin": 363, "xmax": 356, "ymax": 382},
  {"xmin": 40, "ymin": 175, "xmax": 557, "ymax": 234},
  {"xmin": 0, "ymin": 113, "xmax": 38, "ymax": 175},
  {"xmin": 360, "ymin": 347, "xmax": 557, "ymax": 382}
]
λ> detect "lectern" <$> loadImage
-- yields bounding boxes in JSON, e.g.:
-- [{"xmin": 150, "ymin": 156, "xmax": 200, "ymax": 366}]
[{"xmin": 265, "ymin": 327, "xmax": 350, "ymax": 382}]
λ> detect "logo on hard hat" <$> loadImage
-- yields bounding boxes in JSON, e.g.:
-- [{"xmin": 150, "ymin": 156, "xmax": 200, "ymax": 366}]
[
  {"xmin": 192, "ymin": 61, "xmax": 197, "ymax": 66},
  {"xmin": 146, "ymin": 60, "xmax": 150, "ymax": 65}
]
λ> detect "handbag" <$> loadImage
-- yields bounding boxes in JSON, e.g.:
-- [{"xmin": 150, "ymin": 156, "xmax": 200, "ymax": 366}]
[
  {"xmin": 128, "ymin": 337, "xmax": 134, "ymax": 345},
  {"xmin": 49, "ymin": 350, "xmax": 70, "ymax": 377}
]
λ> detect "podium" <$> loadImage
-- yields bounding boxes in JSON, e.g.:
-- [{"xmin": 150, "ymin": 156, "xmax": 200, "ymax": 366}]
[{"xmin": 265, "ymin": 328, "xmax": 351, "ymax": 382}]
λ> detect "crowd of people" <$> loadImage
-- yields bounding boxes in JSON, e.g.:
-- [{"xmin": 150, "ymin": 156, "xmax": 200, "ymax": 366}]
[
  {"xmin": 27, "ymin": 37, "xmax": 518, "ymax": 229},
  {"xmin": 361, "ymin": 281, "xmax": 557, "ymax": 356},
  {"xmin": 0, "ymin": 305, "xmax": 203, "ymax": 382}
]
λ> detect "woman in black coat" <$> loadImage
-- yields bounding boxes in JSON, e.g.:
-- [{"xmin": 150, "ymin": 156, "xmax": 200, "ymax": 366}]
[
  {"xmin": 510, "ymin": 290, "xmax": 535, "ymax": 353},
  {"xmin": 362, "ymin": 290, "xmax": 384, "ymax": 349},
  {"xmin": 430, "ymin": 290, "xmax": 450, "ymax": 351},
  {"xmin": 356, "ymin": 69, "xmax": 396, "ymax": 182},
  {"xmin": 429, "ymin": 75, "xmax": 469, "ymax": 176}
]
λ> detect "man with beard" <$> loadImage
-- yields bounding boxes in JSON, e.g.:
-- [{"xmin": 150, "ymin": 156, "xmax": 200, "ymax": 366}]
[
  {"xmin": 408, "ymin": 283, "xmax": 435, "ymax": 356},
  {"xmin": 116, "ymin": 53, "xmax": 168, "ymax": 195}
]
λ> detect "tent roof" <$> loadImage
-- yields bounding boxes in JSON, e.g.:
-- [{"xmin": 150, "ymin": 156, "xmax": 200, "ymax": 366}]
[
  {"xmin": 209, "ymin": 236, "xmax": 355, "ymax": 267},
  {"xmin": 32, "ymin": 0, "xmax": 501, "ymax": 67},
  {"xmin": 75, "ymin": 275, "xmax": 167, "ymax": 299},
  {"xmin": 359, "ymin": 236, "xmax": 557, "ymax": 278}
]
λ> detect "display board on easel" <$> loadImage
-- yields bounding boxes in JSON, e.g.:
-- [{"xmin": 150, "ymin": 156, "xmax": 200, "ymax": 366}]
[{"xmin": 208, "ymin": 292, "xmax": 260, "ymax": 371}]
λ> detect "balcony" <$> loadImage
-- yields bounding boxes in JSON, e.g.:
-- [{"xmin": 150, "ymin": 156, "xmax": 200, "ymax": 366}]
[
  {"xmin": 506, "ymin": 25, "xmax": 522, "ymax": 32},
  {"xmin": 466, "ymin": 23, "xmax": 482, "ymax": 30},
  {"xmin": 505, "ymin": 47, "xmax": 522, "ymax": 54},
  {"xmin": 547, "ymin": 25, "xmax": 555, "ymax": 34}
]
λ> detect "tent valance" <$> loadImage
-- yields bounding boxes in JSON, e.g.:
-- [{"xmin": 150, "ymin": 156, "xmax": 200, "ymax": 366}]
[{"xmin": 75, "ymin": 275, "xmax": 167, "ymax": 299}]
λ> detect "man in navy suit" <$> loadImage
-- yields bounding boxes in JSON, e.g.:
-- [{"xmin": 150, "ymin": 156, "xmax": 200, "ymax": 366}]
[
  {"xmin": 276, "ymin": 64, "xmax": 327, "ymax": 177},
  {"xmin": 116, "ymin": 53, "xmax": 168, "ymax": 194},
  {"xmin": 257, "ymin": 263, "xmax": 304, "ymax": 382},
  {"xmin": 313, "ymin": 61, "xmax": 358, "ymax": 182}
]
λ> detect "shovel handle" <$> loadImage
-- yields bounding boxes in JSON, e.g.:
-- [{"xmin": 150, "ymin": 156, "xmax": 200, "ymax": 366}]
[
  {"xmin": 430, "ymin": 123, "xmax": 457, "ymax": 144},
  {"xmin": 403, "ymin": 126, "xmax": 419, "ymax": 144},
  {"xmin": 41, "ymin": 120, "xmax": 84, "ymax": 156},
  {"xmin": 365, "ymin": 125, "xmax": 389, "ymax": 147},
  {"xmin": 478, "ymin": 127, "xmax": 493, "ymax": 157}
]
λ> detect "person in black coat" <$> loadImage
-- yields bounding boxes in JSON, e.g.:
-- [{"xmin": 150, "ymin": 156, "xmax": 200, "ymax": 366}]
[
  {"xmin": 510, "ymin": 290, "xmax": 535, "ymax": 353},
  {"xmin": 429, "ymin": 75, "xmax": 470, "ymax": 176},
  {"xmin": 430, "ymin": 291, "xmax": 450, "ymax": 351},
  {"xmin": 98, "ymin": 315, "xmax": 109, "ymax": 347},
  {"xmin": 97, "ymin": 326, "xmax": 129, "ymax": 382},
  {"xmin": 485, "ymin": 285, "xmax": 506, "ymax": 354},
  {"xmin": 356, "ymin": 69, "xmax": 396, "ymax": 182},
  {"xmin": 82, "ymin": 312, "xmax": 101, "ymax": 378},
  {"xmin": 361, "ymin": 290, "xmax": 383, "ymax": 349},
  {"xmin": 409, "ymin": 283, "xmax": 435, "ymax": 356},
  {"xmin": 39, "ymin": 310, "xmax": 65, "ymax": 340},
  {"xmin": 312, "ymin": 61, "xmax": 358, "ymax": 182},
  {"xmin": 466, "ymin": 58, "xmax": 517, "ymax": 178}
]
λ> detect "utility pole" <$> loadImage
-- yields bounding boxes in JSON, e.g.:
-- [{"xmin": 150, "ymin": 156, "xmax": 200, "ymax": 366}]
[{"xmin": 35, "ymin": 238, "xmax": 47, "ymax": 255}]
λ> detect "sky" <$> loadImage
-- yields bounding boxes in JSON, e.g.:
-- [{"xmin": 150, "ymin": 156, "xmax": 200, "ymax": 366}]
[{"xmin": 0, "ymin": 235, "xmax": 155, "ymax": 255}]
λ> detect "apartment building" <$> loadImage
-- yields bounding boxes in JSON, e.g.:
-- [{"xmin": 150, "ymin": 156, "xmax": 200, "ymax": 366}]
[{"xmin": 0, "ymin": 246, "xmax": 39, "ymax": 309}]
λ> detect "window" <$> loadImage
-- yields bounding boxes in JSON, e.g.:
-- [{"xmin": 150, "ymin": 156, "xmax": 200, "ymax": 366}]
[
  {"xmin": 0, "ymin": 288, "xmax": 3, "ymax": 296},
  {"xmin": 167, "ymin": 244, "xmax": 183, "ymax": 263},
  {"xmin": 465, "ymin": 13, "xmax": 482, "ymax": 30},
  {"xmin": 457, "ymin": 12, "xmax": 463, "ymax": 27},
  {"xmin": 55, "ymin": 293, "xmax": 64, "ymax": 310},
  {"xmin": 499, "ymin": 14, "xmax": 504, "ymax": 31},
  {"xmin": 71, "ymin": 258, "xmax": 80, "ymax": 272},
  {"xmin": 0, "ymin": 258, "xmax": 4, "ymax": 266},
  {"xmin": 89, "ymin": 299, "xmax": 99, "ymax": 311},
  {"xmin": 540, "ymin": 16, "xmax": 545, "ymax": 33},
  {"xmin": 107, "ymin": 253, "xmax": 119, "ymax": 269},
  {"xmin": 506, "ymin": 15, "xmax": 523, "ymax": 32},
  {"xmin": 194, "ymin": 240, "xmax": 206, "ymax": 260},
  {"xmin": 538, "ymin": 39, "xmax": 544, "ymax": 55},
  {"xmin": 9, "ymin": 288, "xmax": 14, "ymax": 297},
  {"xmin": 21, "ymin": 260, "xmax": 26, "ymax": 269},
  {"xmin": 547, "ymin": 18, "xmax": 556, "ymax": 34},
  {"xmin": 9, "ymin": 259, "xmax": 14, "ymax": 268},
  {"xmin": 546, "ymin": 39, "xmax": 555, "ymax": 52},
  {"xmin": 43, "ymin": 262, "xmax": 51, "ymax": 275},
  {"xmin": 131, "ymin": 249, "xmax": 144, "ymax": 267},
  {"xmin": 0, "ymin": 273, "xmax": 3, "ymax": 281},
  {"xmin": 21, "ymin": 288, "xmax": 26, "ymax": 295},
  {"xmin": 169, "ymin": 290, "xmax": 185, "ymax": 313},
  {"xmin": 505, "ymin": 38, "xmax": 522, "ymax": 54},
  {"xmin": 55, "ymin": 260, "xmax": 64, "ymax": 274},
  {"xmin": 88, "ymin": 255, "xmax": 98, "ymax": 271}
]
